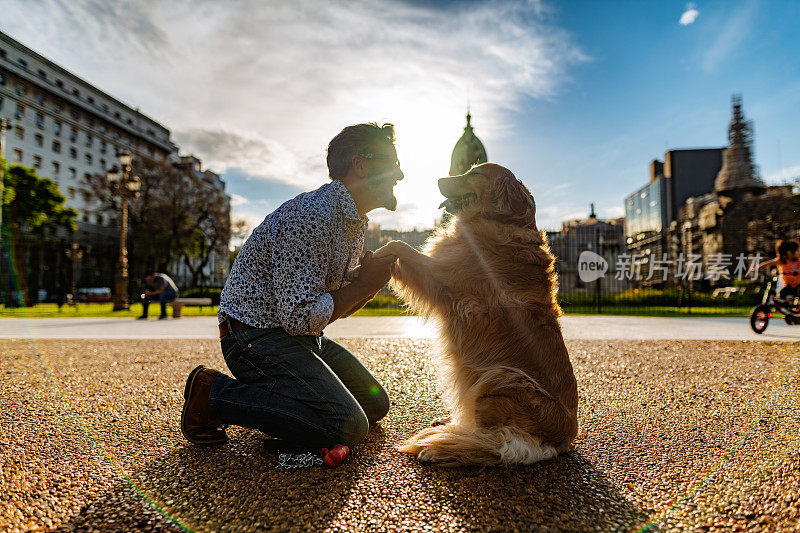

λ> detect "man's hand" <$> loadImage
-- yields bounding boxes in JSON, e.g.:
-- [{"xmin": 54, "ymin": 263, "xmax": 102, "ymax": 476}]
[
  {"xmin": 357, "ymin": 250, "xmax": 397, "ymax": 294},
  {"xmin": 328, "ymin": 250, "xmax": 397, "ymax": 324}
]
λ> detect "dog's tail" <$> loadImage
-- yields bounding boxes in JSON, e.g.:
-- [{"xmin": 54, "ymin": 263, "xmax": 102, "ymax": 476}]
[{"xmin": 398, "ymin": 424, "xmax": 558, "ymax": 467}]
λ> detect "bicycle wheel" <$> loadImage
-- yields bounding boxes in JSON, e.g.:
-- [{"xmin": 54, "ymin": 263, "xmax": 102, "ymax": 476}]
[{"xmin": 750, "ymin": 305, "xmax": 770, "ymax": 334}]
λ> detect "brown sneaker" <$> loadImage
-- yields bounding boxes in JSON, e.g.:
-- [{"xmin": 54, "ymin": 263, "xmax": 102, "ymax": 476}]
[{"xmin": 181, "ymin": 365, "xmax": 228, "ymax": 446}]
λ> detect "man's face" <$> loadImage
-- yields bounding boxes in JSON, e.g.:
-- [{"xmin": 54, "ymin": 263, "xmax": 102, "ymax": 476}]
[{"xmin": 363, "ymin": 143, "xmax": 404, "ymax": 211}]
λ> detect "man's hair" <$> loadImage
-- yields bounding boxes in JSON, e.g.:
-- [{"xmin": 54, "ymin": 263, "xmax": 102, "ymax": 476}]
[
  {"xmin": 327, "ymin": 123, "xmax": 395, "ymax": 179},
  {"xmin": 777, "ymin": 239, "xmax": 800, "ymax": 264}
]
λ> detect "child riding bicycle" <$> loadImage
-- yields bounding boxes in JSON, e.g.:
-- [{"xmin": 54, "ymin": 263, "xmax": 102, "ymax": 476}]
[{"xmin": 756, "ymin": 239, "xmax": 800, "ymax": 304}]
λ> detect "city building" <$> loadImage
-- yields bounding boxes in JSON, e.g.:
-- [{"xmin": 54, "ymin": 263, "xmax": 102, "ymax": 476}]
[
  {"xmin": 670, "ymin": 96, "xmax": 800, "ymax": 286},
  {"xmin": 549, "ymin": 205, "xmax": 628, "ymax": 293},
  {"xmin": 449, "ymin": 110, "xmax": 487, "ymax": 176},
  {"xmin": 0, "ymin": 31, "xmax": 229, "ymax": 301},
  {"xmin": 0, "ymin": 30, "xmax": 177, "ymax": 230},
  {"xmin": 624, "ymin": 147, "xmax": 724, "ymax": 277}
]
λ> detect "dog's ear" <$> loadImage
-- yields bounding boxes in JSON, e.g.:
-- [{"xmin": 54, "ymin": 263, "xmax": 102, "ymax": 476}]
[{"xmin": 489, "ymin": 173, "xmax": 537, "ymax": 229}]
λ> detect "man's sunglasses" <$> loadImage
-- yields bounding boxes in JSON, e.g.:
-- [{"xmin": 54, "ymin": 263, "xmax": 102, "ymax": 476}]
[{"xmin": 359, "ymin": 153, "xmax": 401, "ymax": 169}]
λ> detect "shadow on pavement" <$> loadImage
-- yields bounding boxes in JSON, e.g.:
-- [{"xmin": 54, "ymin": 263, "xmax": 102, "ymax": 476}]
[
  {"xmin": 412, "ymin": 448, "xmax": 652, "ymax": 531},
  {"xmin": 57, "ymin": 426, "xmax": 389, "ymax": 532}
]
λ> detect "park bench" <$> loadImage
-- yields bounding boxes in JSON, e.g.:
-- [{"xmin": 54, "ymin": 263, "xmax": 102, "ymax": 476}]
[{"xmin": 169, "ymin": 297, "xmax": 213, "ymax": 318}]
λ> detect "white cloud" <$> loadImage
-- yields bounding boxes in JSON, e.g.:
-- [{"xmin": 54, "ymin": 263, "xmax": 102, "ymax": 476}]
[
  {"xmin": 229, "ymin": 193, "xmax": 249, "ymax": 206},
  {"xmin": 765, "ymin": 164, "xmax": 800, "ymax": 184},
  {"xmin": 679, "ymin": 3, "xmax": 699, "ymax": 25},
  {"xmin": 2, "ymin": 0, "xmax": 585, "ymax": 228}
]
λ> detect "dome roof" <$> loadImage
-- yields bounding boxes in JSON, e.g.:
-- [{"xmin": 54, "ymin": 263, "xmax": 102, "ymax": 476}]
[{"xmin": 449, "ymin": 112, "xmax": 487, "ymax": 176}]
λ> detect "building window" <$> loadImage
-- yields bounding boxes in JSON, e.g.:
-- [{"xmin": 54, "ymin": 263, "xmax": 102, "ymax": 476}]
[
  {"xmin": 56, "ymin": 79, "xmax": 64, "ymax": 90},
  {"xmin": 54, "ymin": 120, "xmax": 61, "ymax": 136},
  {"xmin": 86, "ymin": 117, "xmax": 94, "ymax": 128},
  {"xmin": 95, "ymin": 213, "xmax": 103, "ymax": 225},
  {"xmin": 82, "ymin": 213, "xmax": 89, "ymax": 222},
  {"xmin": 147, "ymin": 146, "xmax": 155, "ymax": 156},
  {"xmin": 0, "ymin": 96, "xmax": 4, "ymax": 111},
  {"xmin": 52, "ymin": 140, "xmax": 61, "ymax": 153},
  {"xmin": 0, "ymin": 49, "xmax": 5, "ymax": 59},
  {"xmin": 13, "ymin": 149, "xmax": 22, "ymax": 162},
  {"xmin": 99, "ymin": 158, "xmax": 106, "ymax": 170},
  {"xmin": 99, "ymin": 125, "xmax": 107, "ymax": 133},
  {"xmin": 72, "ymin": 89, "xmax": 79, "ymax": 98},
  {"xmin": 35, "ymin": 112, "xmax": 44, "ymax": 129},
  {"xmin": 33, "ymin": 155, "xmax": 42, "ymax": 168},
  {"xmin": 85, "ymin": 134, "xmax": 93, "ymax": 148},
  {"xmin": 34, "ymin": 94, "xmax": 44, "ymax": 105},
  {"xmin": 68, "ymin": 187, "xmax": 75, "ymax": 198},
  {"xmin": 101, "ymin": 103, "xmax": 108, "ymax": 113},
  {"xmin": 85, "ymin": 153, "xmax": 92, "ymax": 165},
  {"xmin": 69, "ymin": 147, "xmax": 77, "ymax": 160},
  {"xmin": 70, "ymin": 128, "xmax": 78, "ymax": 142},
  {"xmin": 113, "ymin": 132, "xmax": 119, "ymax": 141},
  {"xmin": 37, "ymin": 69, "xmax": 46, "ymax": 79},
  {"xmin": 126, "ymin": 118, "xmax": 133, "ymax": 125},
  {"xmin": 69, "ymin": 168, "xmax": 76, "ymax": 179},
  {"xmin": 14, "ymin": 126, "xmax": 23, "ymax": 140},
  {"xmin": 34, "ymin": 134, "xmax": 43, "ymax": 147},
  {"xmin": 100, "ymin": 141, "xmax": 107, "ymax": 154},
  {"xmin": 114, "ymin": 111, "xmax": 121, "ymax": 119},
  {"xmin": 81, "ymin": 188, "xmax": 91, "ymax": 203},
  {"xmin": 17, "ymin": 58, "xmax": 27, "ymax": 69},
  {"xmin": 0, "ymin": 72, "xmax": 4, "ymax": 85},
  {"xmin": 15, "ymin": 85, "xmax": 25, "ymax": 96},
  {"xmin": 70, "ymin": 109, "xmax": 79, "ymax": 120},
  {"xmin": 14, "ymin": 103, "xmax": 24, "ymax": 119},
  {"xmin": 53, "ymin": 104, "xmax": 62, "ymax": 113},
  {"xmin": 52, "ymin": 161, "xmax": 60, "ymax": 175},
  {"xmin": 87, "ymin": 96, "xmax": 94, "ymax": 105}
]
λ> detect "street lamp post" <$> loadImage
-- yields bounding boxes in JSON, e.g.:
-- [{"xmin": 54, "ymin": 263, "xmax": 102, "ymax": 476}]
[
  {"xmin": 0, "ymin": 118, "xmax": 8, "ymax": 232},
  {"xmin": 107, "ymin": 150, "xmax": 141, "ymax": 311},
  {"xmin": 64, "ymin": 242, "xmax": 83, "ymax": 307}
]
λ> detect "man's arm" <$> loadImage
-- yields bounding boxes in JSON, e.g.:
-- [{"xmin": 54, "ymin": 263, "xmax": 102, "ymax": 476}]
[
  {"xmin": 758, "ymin": 258, "xmax": 780, "ymax": 270},
  {"xmin": 328, "ymin": 252, "xmax": 396, "ymax": 323},
  {"xmin": 342, "ymin": 295, "xmax": 373, "ymax": 318}
]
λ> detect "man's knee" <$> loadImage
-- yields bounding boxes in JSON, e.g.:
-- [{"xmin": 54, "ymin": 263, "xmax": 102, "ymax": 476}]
[
  {"xmin": 333, "ymin": 407, "xmax": 369, "ymax": 447},
  {"xmin": 364, "ymin": 387, "xmax": 390, "ymax": 424}
]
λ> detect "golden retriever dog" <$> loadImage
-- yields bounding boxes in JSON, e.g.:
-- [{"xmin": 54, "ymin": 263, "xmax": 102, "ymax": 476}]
[{"xmin": 373, "ymin": 163, "xmax": 578, "ymax": 467}]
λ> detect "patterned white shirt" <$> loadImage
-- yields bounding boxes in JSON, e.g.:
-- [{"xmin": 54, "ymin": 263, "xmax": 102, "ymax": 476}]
[{"xmin": 219, "ymin": 179, "xmax": 367, "ymax": 336}]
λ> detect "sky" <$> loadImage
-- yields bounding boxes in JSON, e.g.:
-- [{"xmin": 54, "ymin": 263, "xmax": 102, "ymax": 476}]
[{"xmin": 2, "ymin": 0, "xmax": 799, "ymax": 232}]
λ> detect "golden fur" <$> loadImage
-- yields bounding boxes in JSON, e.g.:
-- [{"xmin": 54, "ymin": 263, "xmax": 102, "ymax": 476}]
[{"xmin": 373, "ymin": 163, "xmax": 578, "ymax": 467}]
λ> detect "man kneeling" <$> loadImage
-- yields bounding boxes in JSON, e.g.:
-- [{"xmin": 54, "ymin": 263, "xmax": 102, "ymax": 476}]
[{"xmin": 180, "ymin": 123, "xmax": 404, "ymax": 449}]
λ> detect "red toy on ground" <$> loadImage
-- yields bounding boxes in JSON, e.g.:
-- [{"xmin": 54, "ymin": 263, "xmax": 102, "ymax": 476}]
[{"xmin": 320, "ymin": 445, "xmax": 350, "ymax": 468}]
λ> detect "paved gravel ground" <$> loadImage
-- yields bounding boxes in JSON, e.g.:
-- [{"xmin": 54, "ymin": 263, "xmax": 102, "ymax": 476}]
[{"xmin": 2, "ymin": 338, "xmax": 799, "ymax": 532}]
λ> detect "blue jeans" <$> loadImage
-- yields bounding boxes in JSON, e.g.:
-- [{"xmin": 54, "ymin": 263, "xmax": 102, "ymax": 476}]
[
  {"xmin": 209, "ymin": 326, "xmax": 390, "ymax": 448},
  {"xmin": 141, "ymin": 288, "xmax": 177, "ymax": 318}
]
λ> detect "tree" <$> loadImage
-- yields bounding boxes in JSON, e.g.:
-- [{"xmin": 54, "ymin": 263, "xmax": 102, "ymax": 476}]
[
  {"xmin": 84, "ymin": 155, "xmax": 231, "ymax": 288},
  {"xmin": 180, "ymin": 185, "xmax": 231, "ymax": 288},
  {"xmin": 1, "ymin": 161, "xmax": 77, "ymax": 305}
]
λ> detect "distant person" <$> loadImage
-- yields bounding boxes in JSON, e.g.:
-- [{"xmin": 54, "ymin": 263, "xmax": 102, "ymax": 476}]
[
  {"xmin": 138, "ymin": 271, "xmax": 179, "ymax": 320},
  {"xmin": 756, "ymin": 239, "xmax": 800, "ymax": 302},
  {"xmin": 180, "ymin": 122, "xmax": 403, "ymax": 450}
]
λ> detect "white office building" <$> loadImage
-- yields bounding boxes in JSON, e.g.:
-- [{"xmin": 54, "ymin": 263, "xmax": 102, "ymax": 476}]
[
  {"xmin": 0, "ymin": 30, "xmax": 229, "ymax": 297},
  {"xmin": 0, "ymin": 30, "xmax": 177, "ymax": 227}
]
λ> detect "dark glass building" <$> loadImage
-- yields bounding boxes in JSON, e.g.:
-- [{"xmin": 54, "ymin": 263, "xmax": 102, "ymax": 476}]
[{"xmin": 624, "ymin": 148, "xmax": 724, "ymax": 280}]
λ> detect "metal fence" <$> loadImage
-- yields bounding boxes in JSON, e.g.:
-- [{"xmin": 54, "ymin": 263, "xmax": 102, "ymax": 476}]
[{"xmin": 546, "ymin": 218, "xmax": 800, "ymax": 316}]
